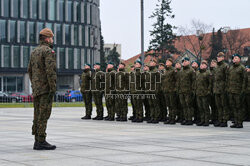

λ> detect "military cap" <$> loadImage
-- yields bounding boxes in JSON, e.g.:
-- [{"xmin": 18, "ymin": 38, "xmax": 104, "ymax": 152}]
[
  {"xmin": 246, "ymin": 65, "xmax": 250, "ymax": 69},
  {"xmin": 159, "ymin": 63, "xmax": 165, "ymax": 66},
  {"xmin": 130, "ymin": 65, "xmax": 134, "ymax": 68},
  {"xmin": 119, "ymin": 61, "xmax": 126, "ymax": 66},
  {"xmin": 211, "ymin": 59, "xmax": 217, "ymax": 63},
  {"xmin": 40, "ymin": 28, "xmax": 54, "ymax": 37},
  {"xmin": 166, "ymin": 58, "xmax": 173, "ymax": 63},
  {"xmin": 232, "ymin": 54, "xmax": 241, "ymax": 59},
  {"xmin": 144, "ymin": 64, "xmax": 149, "ymax": 67},
  {"xmin": 108, "ymin": 62, "xmax": 114, "ymax": 65},
  {"xmin": 94, "ymin": 62, "xmax": 101, "ymax": 66},
  {"xmin": 217, "ymin": 52, "xmax": 225, "ymax": 57},
  {"xmin": 201, "ymin": 60, "xmax": 208, "ymax": 66},
  {"xmin": 150, "ymin": 59, "xmax": 157, "ymax": 64},
  {"xmin": 182, "ymin": 57, "xmax": 190, "ymax": 62},
  {"xmin": 84, "ymin": 63, "xmax": 91, "ymax": 68},
  {"xmin": 191, "ymin": 60, "xmax": 200, "ymax": 66},
  {"xmin": 134, "ymin": 60, "xmax": 142, "ymax": 65}
]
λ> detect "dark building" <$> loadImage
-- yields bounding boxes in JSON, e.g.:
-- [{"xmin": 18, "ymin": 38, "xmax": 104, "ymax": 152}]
[{"xmin": 0, "ymin": 0, "xmax": 101, "ymax": 94}]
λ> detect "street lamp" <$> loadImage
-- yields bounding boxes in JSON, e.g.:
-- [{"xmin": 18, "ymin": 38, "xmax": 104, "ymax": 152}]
[
  {"xmin": 196, "ymin": 30, "xmax": 204, "ymax": 62},
  {"xmin": 141, "ymin": 0, "xmax": 144, "ymax": 67}
]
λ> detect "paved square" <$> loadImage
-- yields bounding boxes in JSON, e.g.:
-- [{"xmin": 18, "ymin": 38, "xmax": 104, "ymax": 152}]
[{"xmin": 0, "ymin": 107, "xmax": 250, "ymax": 166}]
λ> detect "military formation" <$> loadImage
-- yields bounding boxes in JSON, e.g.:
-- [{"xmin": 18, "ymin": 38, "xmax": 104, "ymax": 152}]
[{"xmin": 81, "ymin": 52, "xmax": 250, "ymax": 129}]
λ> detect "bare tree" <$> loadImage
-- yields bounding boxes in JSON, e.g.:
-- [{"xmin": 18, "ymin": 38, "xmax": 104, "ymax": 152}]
[
  {"xmin": 223, "ymin": 29, "xmax": 250, "ymax": 58},
  {"xmin": 178, "ymin": 20, "xmax": 212, "ymax": 61}
]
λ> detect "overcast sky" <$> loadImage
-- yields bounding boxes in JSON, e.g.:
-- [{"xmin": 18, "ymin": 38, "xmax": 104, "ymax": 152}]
[{"xmin": 100, "ymin": 0, "xmax": 250, "ymax": 60}]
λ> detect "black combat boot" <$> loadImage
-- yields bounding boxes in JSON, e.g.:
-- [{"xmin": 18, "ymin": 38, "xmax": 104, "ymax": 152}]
[
  {"xmin": 196, "ymin": 122, "xmax": 204, "ymax": 126},
  {"xmin": 92, "ymin": 116, "xmax": 99, "ymax": 120},
  {"xmin": 213, "ymin": 121, "xmax": 221, "ymax": 127},
  {"xmin": 230, "ymin": 124, "xmax": 237, "ymax": 128},
  {"xmin": 104, "ymin": 116, "xmax": 110, "ymax": 120},
  {"xmin": 33, "ymin": 141, "xmax": 56, "ymax": 150},
  {"xmin": 151, "ymin": 120, "xmax": 159, "ymax": 124},
  {"xmin": 164, "ymin": 120, "xmax": 171, "ymax": 124},
  {"xmin": 81, "ymin": 115, "xmax": 91, "ymax": 120},
  {"xmin": 147, "ymin": 119, "xmax": 153, "ymax": 123},
  {"xmin": 220, "ymin": 122, "xmax": 228, "ymax": 127},
  {"xmin": 181, "ymin": 120, "xmax": 187, "ymax": 125},
  {"xmin": 185, "ymin": 120, "xmax": 193, "ymax": 125},
  {"xmin": 169, "ymin": 120, "xmax": 176, "ymax": 125},
  {"xmin": 132, "ymin": 118, "xmax": 138, "ymax": 123},
  {"xmin": 120, "ymin": 117, "xmax": 127, "ymax": 122},
  {"xmin": 108, "ymin": 117, "xmax": 115, "ymax": 121},
  {"xmin": 128, "ymin": 116, "xmax": 134, "ymax": 120},
  {"xmin": 236, "ymin": 123, "xmax": 243, "ymax": 128},
  {"xmin": 115, "ymin": 116, "xmax": 121, "ymax": 121},
  {"xmin": 203, "ymin": 122, "xmax": 209, "ymax": 126},
  {"xmin": 136, "ymin": 119, "xmax": 143, "ymax": 123},
  {"xmin": 96, "ymin": 116, "xmax": 103, "ymax": 120}
]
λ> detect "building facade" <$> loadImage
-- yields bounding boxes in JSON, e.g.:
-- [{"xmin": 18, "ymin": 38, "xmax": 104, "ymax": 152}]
[
  {"xmin": 0, "ymin": 0, "xmax": 101, "ymax": 94},
  {"xmin": 104, "ymin": 44, "xmax": 121, "ymax": 58}
]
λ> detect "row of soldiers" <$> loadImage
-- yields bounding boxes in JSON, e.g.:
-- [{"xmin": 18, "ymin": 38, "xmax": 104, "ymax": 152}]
[{"xmin": 80, "ymin": 52, "xmax": 250, "ymax": 128}]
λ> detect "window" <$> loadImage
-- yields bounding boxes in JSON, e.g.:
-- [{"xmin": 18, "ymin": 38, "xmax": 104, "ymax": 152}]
[
  {"xmin": 76, "ymin": 2, "xmax": 81, "ymax": 22},
  {"xmin": 37, "ymin": 22, "xmax": 44, "ymax": 34},
  {"xmin": 58, "ymin": 0, "xmax": 64, "ymax": 21},
  {"xmin": 74, "ymin": 25, "xmax": 78, "ymax": 46},
  {"xmin": 49, "ymin": 0, "xmax": 56, "ymax": 21},
  {"xmin": 3, "ymin": 45, "xmax": 11, "ymax": 68},
  {"xmin": 3, "ymin": 0, "xmax": 10, "ymax": 17},
  {"xmin": 45, "ymin": 23, "xmax": 53, "ymax": 31},
  {"xmin": 23, "ymin": 46, "xmax": 29, "ymax": 68},
  {"xmin": 29, "ymin": 22, "xmax": 35, "ymax": 44},
  {"xmin": 22, "ymin": 0, "xmax": 29, "ymax": 18},
  {"xmin": 59, "ymin": 48, "xmax": 65, "ymax": 69},
  {"xmin": 3, "ymin": 77, "xmax": 23, "ymax": 93},
  {"xmin": 10, "ymin": 21, "xmax": 17, "ymax": 43},
  {"xmin": 13, "ymin": 46, "xmax": 20, "ymax": 68},
  {"xmin": 65, "ymin": 24, "xmax": 70, "ymax": 45},
  {"xmin": 68, "ymin": 48, "xmax": 74, "ymax": 69},
  {"xmin": 76, "ymin": 49, "xmax": 81, "ymax": 69},
  {"xmin": 67, "ymin": 1, "xmax": 72, "ymax": 22},
  {"xmin": 13, "ymin": 0, "xmax": 20, "ymax": 18},
  {"xmin": 56, "ymin": 24, "xmax": 62, "ymax": 45},
  {"xmin": 41, "ymin": 0, "xmax": 47, "ymax": 20},
  {"xmin": 20, "ymin": 21, "xmax": 26, "ymax": 43},
  {"xmin": 0, "ymin": 20, "xmax": 7, "ymax": 42},
  {"xmin": 17, "ymin": 77, "xmax": 23, "ymax": 92},
  {"xmin": 82, "ymin": 26, "xmax": 85, "ymax": 46},
  {"xmin": 32, "ymin": 0, "xmax": 38, "ymax": 19}
]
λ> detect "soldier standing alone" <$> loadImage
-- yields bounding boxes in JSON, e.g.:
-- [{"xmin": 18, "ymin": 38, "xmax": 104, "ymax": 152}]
[{"xmin": 28, "ymin": 28, "xmax": 57, "ymax": 150}]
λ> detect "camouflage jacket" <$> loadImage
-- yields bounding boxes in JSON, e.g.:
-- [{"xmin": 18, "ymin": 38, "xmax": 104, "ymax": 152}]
[
  {"xmin": 105, "ymin": 68, "xmax": 116, "ymax": 94},
  {"xmin": 91, "ymin": 69, "xmax": 105, "ymax": 92},
  {"xmin": 195, "ymin": 69, "xmax": 212, "ymax": 96},
  {"xmin": 81, "ymin": 69, "xmax": 92, "ymax": 93},
  {"xmin": 162, "ymin": 66, "xmax": 176, "ymax": 93},
  {"xmin": 142, "ymin": 71, "xmax": 151, "ymax": 93},
  {"xmin": 115, "ymin": 68, "xmax": 129, "ymax": 93},
  {"xmin": 178, "ymin": 65, "xmax": 195, "ymax": 94},
  {"xmin": 175, "ymin": 68, "xmax": 181, "ymax": 93},
  {"xmin": 209, "ymin": 67, "xmax": 216, "ymax": 94},
  {"xmin": 227, "ymin": 63, "xmax": 245, "ymax": 94},
  {"xmin": 130, "ymin": 68, "xmax": 143, "ymax": 94},
  {"xmin": 243, "ymin": 71, "xmax": 250, "ymax": 94},
  {"xmin": 27, "ymin": 41, "xmax": 57, "ymax": 97},
  {"xmin": 148, "ymin": 66, "xmax": 161, "ymax": 93},
  {"xmin": 213, "ymin": 61, "xmax": 228, "ymax": 94}
]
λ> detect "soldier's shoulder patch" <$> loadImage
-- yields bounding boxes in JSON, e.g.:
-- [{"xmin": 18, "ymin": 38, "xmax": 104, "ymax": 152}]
[{"xmin": 51, "ymin": 50, "xmax": 55, "ymax": 54}]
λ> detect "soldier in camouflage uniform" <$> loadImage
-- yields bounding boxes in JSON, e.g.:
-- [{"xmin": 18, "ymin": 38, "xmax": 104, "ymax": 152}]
[
  {"xmin": 147, "ymin": 60, "xmax": 161, "ymax": 124},
  {"xmin": 92, "ymin": 63, "xmax": 105, "ymax": 120},
  {"xmin": 157, "ymin": 63, "xmax": 167, "ymax": 122},
  {"xmin": 178, "ymin": 57, "xmax": 195, "ymax": 125},
  {"xmin": 129, "ymin": 65, "xmax": 136, "ymax": 120},
  {"xmin": 209, "ymin": 59, "xmax": 218, "ymax": 124},
  {"xmin": 191, "ymin": 60, "xmax": 200, "ymax": 124},
  {"xmin": 175, "ymin": 62, "xmax": 183, "ymax": 123},
  {"xmin": 81, "ymin": 64, "xmax": 92, "ymax": 120},
  {"xmin": 195, "ymin": 60, "xmax": 212, "ymax": 126},
  {"xmin": 143, "ymin": 64, "xmax": 151, "ymax": 121},
  {"xmin": 162, "ymin": 58, "xmax": 177, "ymax": 125},
  {"xmin": 28, "ymin": 28, "xmax": 57, "ymax": 150},
  {"xmin": 115, "ymin": 62, "xmax": 129, "ymax": 121},
  {"xmin": 131, "ymin": 60, "xmax": 144, "ymax": 123},
  {"xmin": 228, "ymin": 54, "xmax": 246, "ymax": 128},
  {"xmin": 105, "ymin": 62, "xmax": 116, "ymax": 121},
  {"xmin": 213, "ymin": 52, "xmax": 229, "ymax": 127},
  {"xmin": 243, "ymin": 66, "xmax": 250, "ymax": 121}
]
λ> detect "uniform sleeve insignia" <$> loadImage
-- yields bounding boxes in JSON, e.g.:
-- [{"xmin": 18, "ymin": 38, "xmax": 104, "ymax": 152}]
[{"xmin": 51, "ymin": 50, "xmax": 55, "ymax": 54}]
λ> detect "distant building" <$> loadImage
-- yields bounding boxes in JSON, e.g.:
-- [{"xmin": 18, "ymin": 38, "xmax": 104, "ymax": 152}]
[
  {"xmin": 0, "ymin": 0, "xmax": 101, "ymax": 94},
  {"xmin": 104, "ymin": 44, "xmax": 121, "ymax": 58}
]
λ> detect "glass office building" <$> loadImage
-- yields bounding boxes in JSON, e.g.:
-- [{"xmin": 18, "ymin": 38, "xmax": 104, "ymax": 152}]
[{"xmin": 0, "ymin": 0, "xmax": 101, "ymax": 93}]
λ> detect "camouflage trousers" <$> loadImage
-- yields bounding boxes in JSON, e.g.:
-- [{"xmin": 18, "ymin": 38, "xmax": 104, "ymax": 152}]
[
  {"xmin": 92, "ymin": 91, "xmax": 104, "ymax": 117},
  {"xmin": 164, "ymin": 93, "xmax": 177, "ymax": 121},
  {"xmin": 115, "ymin": 93, "xmax": 128, "ymax": 119},
  {"xmin": 156, "ymin": 92, "xmax": 167, "ymax": 120},
  {"xmin": 105, "ymin": 94, "xmax": 116, "ymax": 118},
  {"xmin": 245, "ymin": 94, "xmax": 250, "ymax": 121},
  {"xmin": 148, "ymin": 92, "xmax": 160, "ymax": 121},
  {"xmin": 176, "ymin": 93, "xmax": 184, "ymax": 121},
  {"xmin": 143, "ymin": 98, "xmax": 150, "ymax": 119},
  {"xmin": 193, "ymin": 95, "xmax": 200, "ymax": 122},
  {"xmin": 215, "ymin": 93, "xmax": 229, "ymax": 123},
  {"xmin": 131, "ymin": 93, "xmax": 143, "ymax": 120},
  {"xmin": 228, "ymin": 93, "xmax": 244, "ymax": 125},
  {"xmin": 179, "ymin": 93, "xmax": 194, "ymax": 121},
  {"xmin": 209, "ymin": 94, "xmax": 218, "ymax": 122},
  {"xmin": 32, "ymin": 93, "xmax": 53, "ymax": 142},
  {"xmin": 82, "ymin": 91, "xmax": 92, "ymax": 116},
  {"xmin": 197, "ymin": 96, "xmax": 210, "ymax": 123}
]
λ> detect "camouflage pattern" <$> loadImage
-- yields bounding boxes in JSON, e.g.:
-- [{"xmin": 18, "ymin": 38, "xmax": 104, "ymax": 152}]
[
  {"xmin": 175, "ymin": 68, "xmax": 183, "ymax": 122},
  {"xmin": 115, "ymin": 68, "xmax": 129, "ymax": 119},
  {"xmin": 92, "ymin": 69, "xmax": 105, "ymax": 118},
  {"xmin": 81, "ymin": 69, "xmax": 92, "ymax": 116},
  {"xmin": 142, "ymin": 70, "xmax": 151, "ymax": 120},
  {"xmin": 130, "ymin": 68, "xmax": 144, "ymax": 120},
  {"xmin": 193, "ymin": 68, "xmax": 200, "ymax": 123},
  {"xmin": 105, "ymin": 68, "xmax": 116, "ymax": 119},
  {"xmin": 227, "ymin": 63, "xmax": 245, "ymax": 125},
  {"xmin": 157, "ymin": 69, "xmax": 167, "ymax": 121},
  {"xmin": 209, "ymin": 67, "xmax": 218, "ymax": 123},
  {"xmin": 178, "ymin": 65, "xmax": 195, "ymax": 121},
  {"xmin": 243, "ymin": 70, "xmax": 250, "ymax": 120},
  {"xmin": 213, "ymin": 61, "xmax": 229, "ymax": 123},
  {"xmin": 28, "ymin": 41, "xmax": 57, "ymax": 142},
  {"xmin": 195, "ymin": 69, "xmax": 212, "ymax": 123},
  {"xmin": 162, "ymin": 66, "xmax": 177, "ymax": 121}
]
